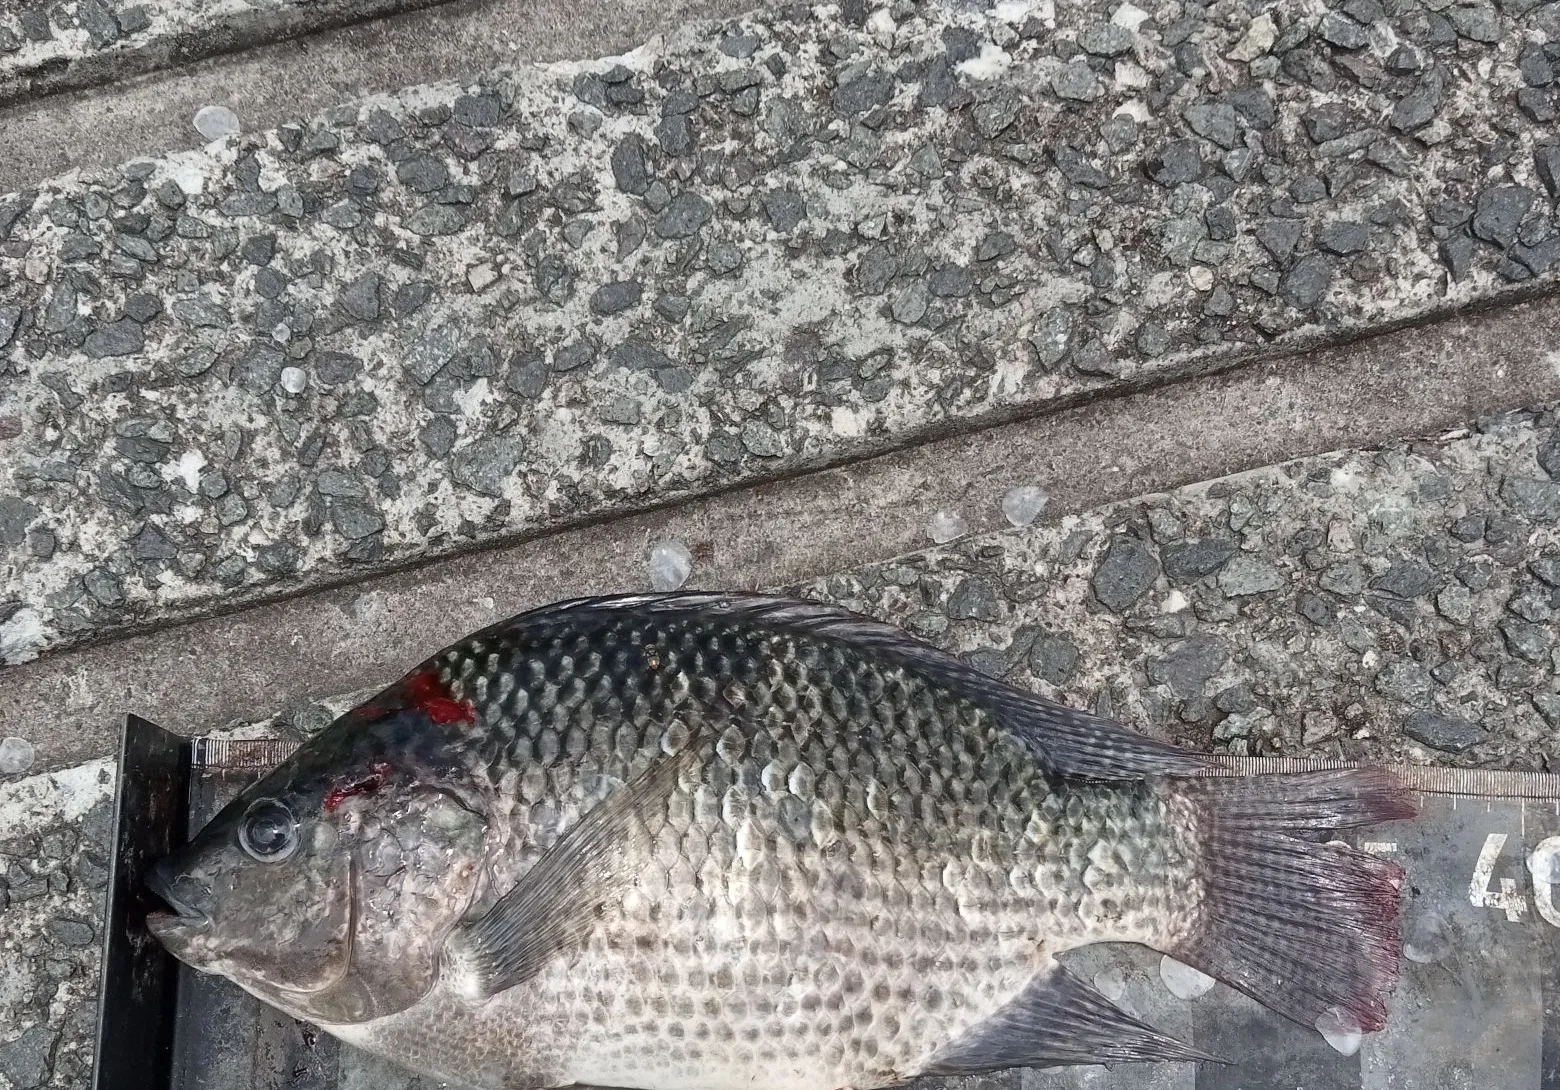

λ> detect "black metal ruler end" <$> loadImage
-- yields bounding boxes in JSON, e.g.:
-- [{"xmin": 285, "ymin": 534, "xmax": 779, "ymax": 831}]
[{"xmin": 90, "ymin": 716, "xmax": 190, "ymax": 1090}]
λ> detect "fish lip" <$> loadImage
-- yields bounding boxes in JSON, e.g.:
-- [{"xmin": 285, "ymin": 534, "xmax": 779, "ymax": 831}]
[
  {"xmin": 144, "ymin": 859, "xmax": 210, "ymax": 930},
  {"xmin": 145, "ymin": 910, "xmax": 206, "ymax": 943}
]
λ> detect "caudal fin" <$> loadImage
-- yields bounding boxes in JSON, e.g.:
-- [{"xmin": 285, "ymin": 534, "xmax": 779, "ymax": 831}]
[{"xmin": 1169, "ymin": 769, "xmax": 1416, "ymax": 1033}]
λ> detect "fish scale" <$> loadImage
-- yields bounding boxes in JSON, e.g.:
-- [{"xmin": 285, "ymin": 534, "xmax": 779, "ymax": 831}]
[{"xmin": 148, "ymin": 594, "xmax": 1414, "ymax": 1090}]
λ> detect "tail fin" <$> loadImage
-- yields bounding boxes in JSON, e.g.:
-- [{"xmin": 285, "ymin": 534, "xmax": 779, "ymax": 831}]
[{"xmin": 1169, "ymin": 769, "xmax": 1417, "ymax": 1033}]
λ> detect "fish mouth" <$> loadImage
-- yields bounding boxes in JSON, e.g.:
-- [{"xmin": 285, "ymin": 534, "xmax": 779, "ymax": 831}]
[{"xmin": 144, "ymin": 858, "xmax": 211, "ymax": 937}]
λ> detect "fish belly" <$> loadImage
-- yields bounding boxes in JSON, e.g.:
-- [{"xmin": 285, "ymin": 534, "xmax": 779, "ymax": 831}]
[{"xmin": 338, "ymin": 903, "xmax": 1041, "ymax": 1090}]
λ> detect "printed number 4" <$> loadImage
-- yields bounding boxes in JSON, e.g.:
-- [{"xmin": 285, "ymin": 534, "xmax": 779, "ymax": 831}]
[{"xmin": 1469, "ymin": 833, "xmax": 1529, "ymax": 922}]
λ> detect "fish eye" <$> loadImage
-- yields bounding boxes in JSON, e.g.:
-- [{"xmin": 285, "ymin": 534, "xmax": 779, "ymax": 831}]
[{"xmin": 239, "ymin": 798, "xmax": 298, "ymax": 863}]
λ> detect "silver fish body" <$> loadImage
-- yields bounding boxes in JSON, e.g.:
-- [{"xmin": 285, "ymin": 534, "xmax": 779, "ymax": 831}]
[{"xmin": 148, "ymin": 594, "xmax": 1413, "ymax": 1090}]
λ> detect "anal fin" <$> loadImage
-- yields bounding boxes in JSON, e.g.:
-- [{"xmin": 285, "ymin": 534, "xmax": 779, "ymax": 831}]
[{"xmin": 923, "ymin": 961, "xmax": 1218, "ymax": 1073}]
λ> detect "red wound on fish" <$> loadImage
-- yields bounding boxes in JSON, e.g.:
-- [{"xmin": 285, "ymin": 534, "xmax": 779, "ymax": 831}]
[
  {"xmin": 324, "ymin": 762, "xmax": 392, "ymax": 812},
  {"xmin": 405, "ymin": 669, "xmax": 476, "ymax": 725}
]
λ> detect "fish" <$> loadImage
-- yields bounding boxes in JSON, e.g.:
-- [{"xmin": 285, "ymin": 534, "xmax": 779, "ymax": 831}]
[{"xmin": 146, "ymin": 592, "xmax": 1416, "ymax": 1089}]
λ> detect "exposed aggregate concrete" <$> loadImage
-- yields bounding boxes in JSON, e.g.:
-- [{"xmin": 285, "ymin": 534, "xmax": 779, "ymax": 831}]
[
  {"xmin": 808, "ymin": 408, "xmax": 1560, "ymax": 770},
  {"xmin": 5, "ymin": 0, "xmax": 1560, "ymax": 667},
  {"xmin": 0, "ymin": 761, "xmax": 114, "ymax": 1090}
]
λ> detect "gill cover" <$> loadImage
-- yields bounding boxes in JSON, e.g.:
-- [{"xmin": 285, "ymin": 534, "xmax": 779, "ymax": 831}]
[
  {"xmin": 316, "ymin": 787, "xmax": 489, "ymax": 1023},
  {"xmin": 147, "ymin": 688, "xmax": 491, "ymax": 1026}
]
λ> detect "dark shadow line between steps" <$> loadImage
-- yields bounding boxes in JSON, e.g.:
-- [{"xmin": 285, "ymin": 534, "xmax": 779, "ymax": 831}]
[{"xmin": 0, "ymin": 0, "xmax": 486, "ymax": 111}]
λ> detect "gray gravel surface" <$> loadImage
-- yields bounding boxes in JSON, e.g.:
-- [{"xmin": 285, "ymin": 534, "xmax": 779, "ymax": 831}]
[
  {"xmin": 0, "ymin": 766, "xmax": 114, "ymax": 1090},
  {"xmin": 6, "ymin": 0, "xmax": 1560, "ymax": 667},
  {"xmin": 4, "ymin": 403, "xmax": 1558, "ymax": 1086}
]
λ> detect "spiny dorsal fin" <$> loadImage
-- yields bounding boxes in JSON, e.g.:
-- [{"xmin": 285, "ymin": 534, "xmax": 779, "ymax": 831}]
[
  {"xmin": 924, "ymin": 961, "xmax": 1219, "ymax": 1073},
  {"xmin": 467, "ymin": 592, "xmax": 1210, "ymax": 779}
]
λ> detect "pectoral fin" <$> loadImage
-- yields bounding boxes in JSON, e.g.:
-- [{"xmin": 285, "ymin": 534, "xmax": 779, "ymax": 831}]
[
  {"xmin": 443, "ymin": 738, "xmax": 703, "ymax": 999},
  {"xmin": 923, "ymin": 961, "xmax": 1218, "ymax": 1073}
]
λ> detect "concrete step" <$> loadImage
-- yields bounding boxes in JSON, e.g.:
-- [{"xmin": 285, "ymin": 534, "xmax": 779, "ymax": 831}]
[
  {"xmin": 4, "ymin": 0, "xmax": 1560, "ymax": 676},
  {"xmin": 8, "ymin": 290, "xmax": 1560, "ymax": 775},
  {"xmin": 0, "ymin": 0, "xmax": 761, "ymax": 191}
]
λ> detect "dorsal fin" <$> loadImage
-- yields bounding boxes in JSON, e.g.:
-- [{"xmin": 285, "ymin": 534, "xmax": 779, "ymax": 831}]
[{"xmin": 462, "ymin": 592, "xmax": 1211, "ymax": 779}]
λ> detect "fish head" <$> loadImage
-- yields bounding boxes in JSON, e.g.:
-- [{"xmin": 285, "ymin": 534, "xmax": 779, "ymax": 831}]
[{"xmin": 146, "ymin": 702, "xmax": 491, "ymax": 1025}]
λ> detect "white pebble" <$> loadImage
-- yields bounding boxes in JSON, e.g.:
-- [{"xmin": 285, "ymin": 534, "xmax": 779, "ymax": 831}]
[
  {"xmin": 1159, "ymin": 955, "xmax": 1215, "ymax": 999},
  {"xmin": 1000, "ymin": 484, "xmax": 1049, "ymax": 528},
  {"xmin": 0, "ymin": 736, "xmax": 36, "ymax": 775},
  {"xmin": 1403, "ymin": 908, "xmax": 1451, "ymax": 964},
  {"xmin": 865, "ymin": 6, "xmax": 895, "ymax": 43},
  {"xmin": 468, "ymin": 263, "xmax": 499, "ymax": 292},
  {"xmin": 927, "ymin": 510, "xmax": 968, "ymax": 545},
  {"xmin": 1111, "ymin": 2, "xmax": 1150, "ymax": 30},
  {"xmin": 957, "ymin": 42, "xmax": 1012, "ymax": 80},
  {"xmin": 1227, "ymin": 13, "xmax": 1277, "ymax": 62},
  {"xmin": 193, "ymin": 105, "xmax": 241, "ymax": 141},
  {"xmin": 648, "ymin": 540, "xmax": 693, "ymax": 591},
  {"xmin": 1093, "ymin": 966, "xmax": 1126, "ymax": 1002},
  {"xmin": 1315, "ymin": 1007, "xmax": 1362, "ymax": 1056},
  {"xmin": 1113, "ymin": 60, "xmax": 1151, "ymax": 90},
  {"xmin": 279, "ymin": 366, "xmax": 308, "ymax": 394}
]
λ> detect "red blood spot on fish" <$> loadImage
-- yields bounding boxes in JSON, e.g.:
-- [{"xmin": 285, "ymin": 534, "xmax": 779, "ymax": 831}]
[
  {"xmin": 424, "ymin": 697, "xmax": 475, "ymax": 724},
  {"xmin": 403, "ymin": 669, "xmax": 442, "ymax": 704},
  {"xmin": 324, "ymin": 776, "xmax": 379, "ymax": 811},
  {"xmin": 404, "ymin": 669, "xmax": 475, "ymax": 725},
  {"xmin": 324, "ymin": 760, "xmax": 395, "ymax": 812}
]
